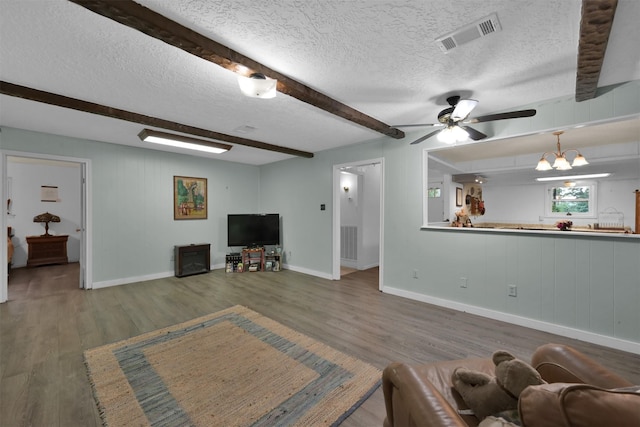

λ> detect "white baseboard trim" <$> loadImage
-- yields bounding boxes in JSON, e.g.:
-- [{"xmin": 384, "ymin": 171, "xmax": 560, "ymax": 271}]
[
  {"xmin": 360, "ymin": 262, "xmax": 379, "ymax": 270},
  {"xmin": 285, "ymin": 264, "xmax": 333, "ymax": 280},
  {"xmin": 91, "ymin": 264, "xmax": 330, "ymax": 288},
  {"xmin": 382, "ymin": 286, "xmax": 640, "ymax": 355},
  {"xmin": 92, "ymin": 271, "xmax": 174, "ymax": 289},
  {"xmin": 340, "ymin": 261, "xmax": 379, "ymax": 271},
  {"xmin": 340, "ymin": 259, "xmax": 357, "ymax": 269}
]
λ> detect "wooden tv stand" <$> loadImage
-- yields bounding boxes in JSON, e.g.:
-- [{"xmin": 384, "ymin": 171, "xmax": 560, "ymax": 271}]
[
  {"xmin": 26, "ymin": 235, "xmax": 69, "ymax": 267},
  {"xmin": 225, "ymin": 248, "xmax": 281, "ymax": 272}
]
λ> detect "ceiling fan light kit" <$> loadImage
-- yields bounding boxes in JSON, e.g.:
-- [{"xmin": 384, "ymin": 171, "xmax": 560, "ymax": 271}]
[
  {"xmin": 438, "ymin": 125, "xmax": 469, "ymax": 144},
  {"xmin": 237, "ymin": 73, "xmax": 277, "ymax": 99},
  {"xmin": 535, "ymin": 131, "xmax": 589, "ymax": 171},
  {"xmin": 138, "ymin": 129, "xmax": 232, "ymax": 154}
]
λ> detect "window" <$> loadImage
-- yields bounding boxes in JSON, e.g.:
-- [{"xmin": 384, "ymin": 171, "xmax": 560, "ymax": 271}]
[
  {"xmin": 428, "ymin": 187, "xmax": 441, "ymax": 198},
  {"xmin": 546, "ymin": 184, "xmax": 596, "ymax": 217}
]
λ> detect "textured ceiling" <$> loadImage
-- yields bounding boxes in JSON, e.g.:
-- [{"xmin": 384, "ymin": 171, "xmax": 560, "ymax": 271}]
[{"xmin": 1, "ymin": 0, "xmax": 639, "ymax": 166}]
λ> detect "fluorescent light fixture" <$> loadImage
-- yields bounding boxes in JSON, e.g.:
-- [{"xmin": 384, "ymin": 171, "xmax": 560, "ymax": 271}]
[
  {"xmin": 138, "ymin": 129, "xmax": 232, "ymax": 154},
  {"xmin": 536, "ymin": 173, "xmax": 610, "ymax": 182},
  {"xmin": 238, "ymin": 73, "xmax": 277, "ymax": 98}
]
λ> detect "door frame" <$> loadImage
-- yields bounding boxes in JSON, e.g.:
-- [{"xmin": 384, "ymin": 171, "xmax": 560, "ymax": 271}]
[
  {"xmin": 332, "ymin": 157, "xmax": 384, "ymax": 290},
  {"xmin": 1, "ymin": 150, "xmax": 92, "ymax": 302}
]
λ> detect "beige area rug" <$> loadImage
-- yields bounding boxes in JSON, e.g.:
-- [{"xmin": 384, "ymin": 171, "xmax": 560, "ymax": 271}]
[{"xmin": 84, "ymin": 305, "xmax": 381, "ymax": 427}]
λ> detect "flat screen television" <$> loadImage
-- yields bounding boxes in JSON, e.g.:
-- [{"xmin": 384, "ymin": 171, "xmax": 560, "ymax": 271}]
[{"xmin": 227, "ymin": 214, "xmax": 280, "ymax": 248}]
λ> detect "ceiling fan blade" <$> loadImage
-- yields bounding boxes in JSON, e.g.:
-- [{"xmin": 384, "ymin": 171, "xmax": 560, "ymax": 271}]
[
  {"xmin": 392, "ymin": 123, "xmax": 444, "ymax": 128},
  {"xmin": 466, "ymin": 109, "xmax": 537, "ymax": 124},
  {"xmin": 460, "ymin": 126, "xmax": 487, "ymax": 141},
  {"xmin": 410, "ymin": 129, "xmax": 442, "ymax": 145},
  {"xmin": 451, "ymin": 99, "xmax": 479, "ymax": 121}
]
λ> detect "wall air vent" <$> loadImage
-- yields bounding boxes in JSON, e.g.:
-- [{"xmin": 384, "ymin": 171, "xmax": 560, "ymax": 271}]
[{"xmin": 435, "ymin": 13, "xmax": 502, "ymax": 53}]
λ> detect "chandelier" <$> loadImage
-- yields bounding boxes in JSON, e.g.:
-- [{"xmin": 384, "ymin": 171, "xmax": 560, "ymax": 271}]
[{"xmin": 535, "ymin": 131, "xmax": 589, "ymax": 171}]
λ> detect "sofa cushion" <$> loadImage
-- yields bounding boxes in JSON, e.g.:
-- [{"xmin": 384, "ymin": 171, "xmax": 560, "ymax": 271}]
[{"xmin": 519, "ymin": 383, "xmax": 640, "ymax": 427}]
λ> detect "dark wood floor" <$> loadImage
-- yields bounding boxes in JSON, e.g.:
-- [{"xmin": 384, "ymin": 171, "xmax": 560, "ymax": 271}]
[{"xmin": 1, "ymin": 264, "xmax": 639, "ymax": 427}]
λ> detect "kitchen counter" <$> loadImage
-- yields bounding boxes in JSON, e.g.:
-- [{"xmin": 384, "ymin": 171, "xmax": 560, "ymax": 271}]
[
  {"xmin": 423, "ymin": 222, "xmax": 638, "ymax": 238},
  {"xmin": 472, "ymin": 222, "xmax": 633, "ymax": 234}
]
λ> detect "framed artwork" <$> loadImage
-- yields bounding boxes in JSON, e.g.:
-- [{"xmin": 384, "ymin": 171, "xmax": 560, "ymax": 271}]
[
  {"xmin": 174, "ymin": 176, "xmax": 207, "ymax": 220},
  {"xmin": 41, "ymin": 185, "xmax": 59, "ymax": 202},
  {"xmin": 456, "ymin": 187, "xmax": 463, "ymax": 207}
]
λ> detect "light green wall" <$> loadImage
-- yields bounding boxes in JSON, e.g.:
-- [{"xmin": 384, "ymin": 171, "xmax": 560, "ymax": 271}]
[{"xmin": 1, "ymin": 127, "xmax": 260, "ymax": 282}]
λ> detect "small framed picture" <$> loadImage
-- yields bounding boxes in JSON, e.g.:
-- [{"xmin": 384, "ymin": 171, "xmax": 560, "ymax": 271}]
[
  {"xmin": 41, "ymin": 185, "xmax": 58, "ymax": 202},
  {"xmin": 456, "ymin": 187, "xmax": 463, "ymax": 207}
]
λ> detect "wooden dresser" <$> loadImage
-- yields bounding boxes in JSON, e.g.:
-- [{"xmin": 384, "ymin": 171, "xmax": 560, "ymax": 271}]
[{"xmin": 26, "ymin": 235, "xmax": 69, "ymax": 267}]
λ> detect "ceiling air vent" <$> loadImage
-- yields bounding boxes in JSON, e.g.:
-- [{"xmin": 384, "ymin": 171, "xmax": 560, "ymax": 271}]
[{"xmin": 435, "ymin": 13, "xmax": 501, "ymax": 53}]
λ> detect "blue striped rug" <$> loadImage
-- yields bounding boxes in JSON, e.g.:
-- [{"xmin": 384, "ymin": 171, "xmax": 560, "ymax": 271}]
[{"xmin": 84, "ymin": 305, "xmax": 381, "ymax": 426}]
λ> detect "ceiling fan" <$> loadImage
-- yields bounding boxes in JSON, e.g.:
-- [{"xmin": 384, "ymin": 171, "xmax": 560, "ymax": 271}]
[{"xmin": 393, "ymin": 96, "xmax": 537, "ymax": 145}]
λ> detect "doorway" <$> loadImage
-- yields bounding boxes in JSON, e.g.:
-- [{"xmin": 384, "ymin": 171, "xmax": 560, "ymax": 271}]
[
  {"xmin": 332, "ymin": 158, "xmax": 384, "ymax": 290},
  {"xmin": 427, "ymin": 180, "xmax": 445, "ymax": 222},
  {"xmin": 1, "ymin": 151, "xmax": 92, "ymax": 303}
]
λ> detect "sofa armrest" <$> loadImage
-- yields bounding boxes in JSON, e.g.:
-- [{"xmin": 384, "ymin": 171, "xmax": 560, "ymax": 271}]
[
  {"xmin": 383, "ymin": 358, "xmax": 496, "ymax": 427},
  {"xmin": 519, "ymin": 382, "xmax": 640, "ymax": 427},
  {"xmin": 383, "ymin": 362, "xmax": 469, "ymax": 427},
  {"xmin": 531, "ymin": 343, "xmax": 632, "ymax": 388}
]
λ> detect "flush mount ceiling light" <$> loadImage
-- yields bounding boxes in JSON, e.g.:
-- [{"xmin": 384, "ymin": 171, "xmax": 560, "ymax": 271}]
[
  {"xmin": 237, "ymin": 73, "xmax": 277, "ymax": 98},
  {"xmin": 535, "ymin": 173, "xmax": 610, "ymax": 182},
  {"xmin": 535, "ymin": 131, "xmax": 589, "ymax": 171},
  {"xmin": 138, "ymin": 129, "xmax": 232, "ymax": 154}
]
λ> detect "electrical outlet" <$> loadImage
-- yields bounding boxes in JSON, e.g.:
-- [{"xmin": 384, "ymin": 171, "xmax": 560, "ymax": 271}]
[
  {"xmin": 508, "ymin": 284, "xmax": 517, "ymax": 297},
  {"xmin": 460, "ymin": 277, "xmax": 468, "ymax": 288},
  {"xmin": 412, "ymin": 269, "xmax": 418, "ymax": 279}
]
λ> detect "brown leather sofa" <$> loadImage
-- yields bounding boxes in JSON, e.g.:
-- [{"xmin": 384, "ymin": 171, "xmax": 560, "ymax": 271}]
[{"xmin": 383, "ymin": 343, "xmax": 639, "ymax": 427}]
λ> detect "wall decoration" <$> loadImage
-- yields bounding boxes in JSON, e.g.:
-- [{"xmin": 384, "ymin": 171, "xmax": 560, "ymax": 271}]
[
  {"xmin": 456, "ymin": 187, "xmax": 463, "ymax": 207},
  {"xmin": 41, "ymin": 185, "xmax": 58, "ymax": 202},
  {"xmin": 174, "ymin": 176, "xmax": 207, "ymax": 220}
]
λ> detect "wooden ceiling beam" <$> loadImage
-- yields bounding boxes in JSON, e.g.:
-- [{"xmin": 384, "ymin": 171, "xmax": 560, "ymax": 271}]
[
  {"xmin": 0, "ymin": 81, "xmax": 314, "ymax": 158},
  {"xmin": 575, "ymin": 0, "xmax": 618, "ymax": 102},
  {"xmin": 68, "ymin": 0, "xmax": 404, "ymax": 139}
]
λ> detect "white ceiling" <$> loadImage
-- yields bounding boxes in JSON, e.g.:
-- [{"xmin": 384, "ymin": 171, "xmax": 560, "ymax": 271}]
[{"xmin": 1, "ymin": 0, "xmax": 639, "ymax": 167}]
